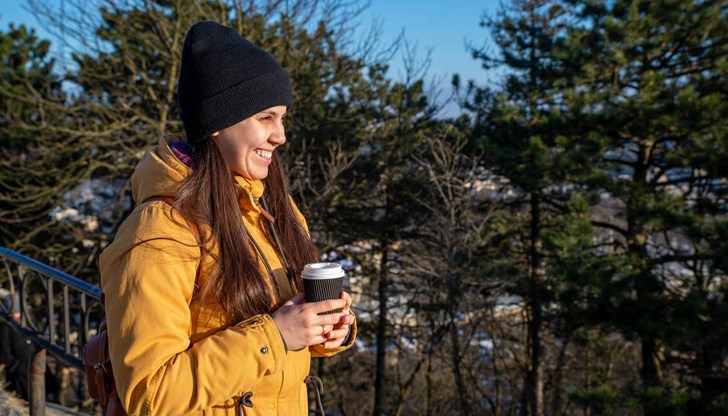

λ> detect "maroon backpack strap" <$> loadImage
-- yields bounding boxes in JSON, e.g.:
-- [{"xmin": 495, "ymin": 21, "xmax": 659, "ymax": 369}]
[{"xmin": 83, "ymin": 318, "xmax": 110, "ymax": 405}]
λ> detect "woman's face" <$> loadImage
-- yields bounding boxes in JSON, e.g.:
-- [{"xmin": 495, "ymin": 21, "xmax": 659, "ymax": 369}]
[{"xmin": 212, "ymin": 105, "xmax": 287, "ymax": 180}]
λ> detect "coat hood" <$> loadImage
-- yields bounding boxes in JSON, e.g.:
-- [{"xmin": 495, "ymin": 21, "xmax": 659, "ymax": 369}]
[{"xmin": 131, "ymin": 136, "xmax": 191, "ymax": 204}]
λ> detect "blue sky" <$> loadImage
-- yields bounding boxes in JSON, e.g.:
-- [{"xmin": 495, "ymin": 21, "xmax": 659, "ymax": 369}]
[
  {"xmin": 365, "ymin": 1, "xmax": 498, "ymax": 83},
  {"xmin": 1, "ymin": 0, "xmax": 500, "ymax": 115}
]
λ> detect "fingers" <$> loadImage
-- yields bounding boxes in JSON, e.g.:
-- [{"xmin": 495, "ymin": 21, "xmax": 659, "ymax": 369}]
[
  {"xmin": 318, "ymin": 311, "xmax": 354, "ymax": 337},
  {"xmin": 325, "ymin": 327, "xmax": 349, "ymax": 340},
  {"xmin": 339, "ymin": 291, "xmax": 352, "ymax": 311},
  {"xmin": 322, "ymin": 316, "xmax": 352, "ymax": 334},
  {"xmin": 313, "ymin": 312, "xmax": 347, "ymax": 327},
  {"xmin": 330, "ymin": 313, "xmax": 355, "ymax": 328},
  {"xmin": 342, "ymin": 314, "xmax": 355, "ymax": 326},
  {"xmin": 311, "ymin": 324, "xmax": 328, "ymax": 339},
  {"xmin": 278, "ymin": 296, "xmax": 353, "ymax": 348},
  {"xmin": 322, "ymin": 313, "xmax": 354, "ymax": 341},
  {"xmin": 320, "ymin": 336, "xmax": 346, "ymax": 349},
  {"xmin": 304, "ymin": 315, "xmax": 341, "ymax": 335},
  {"xmin": 307, "ymin": 298, "xmax": 346, "ymax": 314}
]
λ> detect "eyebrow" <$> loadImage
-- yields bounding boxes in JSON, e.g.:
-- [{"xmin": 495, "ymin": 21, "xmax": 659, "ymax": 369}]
[{"xmin": 260, "ymin": 110, "xmax": 287, "ymax": 117}]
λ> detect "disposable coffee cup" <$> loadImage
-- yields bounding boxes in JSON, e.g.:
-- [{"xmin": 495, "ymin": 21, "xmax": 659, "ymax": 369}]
[{"xmin": 302, "ymin": 262, "xmax": 345, "ymax": 314}]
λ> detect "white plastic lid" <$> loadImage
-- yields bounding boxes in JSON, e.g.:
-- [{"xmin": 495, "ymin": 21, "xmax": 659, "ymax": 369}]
[{"xmin": 302, "ymin": 262, "xmax": 345, "ymax": 279}]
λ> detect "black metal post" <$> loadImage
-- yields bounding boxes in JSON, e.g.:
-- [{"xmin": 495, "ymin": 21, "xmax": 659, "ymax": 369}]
[{"xmin": 2, "ymin": 246, "xmax": 104, "ymax": 414}]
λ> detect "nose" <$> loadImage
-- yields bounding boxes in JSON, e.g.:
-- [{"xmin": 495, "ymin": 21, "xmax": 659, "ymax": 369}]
[{"xmin": 270, "ymin": 120, "xmax": 286, "ymax": 146}]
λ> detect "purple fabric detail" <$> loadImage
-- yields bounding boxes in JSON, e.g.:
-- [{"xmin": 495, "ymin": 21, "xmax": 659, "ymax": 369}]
[{"xmin": 170, "ymin": 141, "xmax": 194, "ymax": 167}]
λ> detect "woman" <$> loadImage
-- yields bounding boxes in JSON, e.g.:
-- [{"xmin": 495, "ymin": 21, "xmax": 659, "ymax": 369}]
[{"xmin": 99, "ymin": 21, "xmax": 356, "ymax": 415}]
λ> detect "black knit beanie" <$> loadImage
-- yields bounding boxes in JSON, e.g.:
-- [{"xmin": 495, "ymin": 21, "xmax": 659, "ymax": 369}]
[{"xmin": 177, "ymin": 21, "xmax": 293, "ymax": 143}]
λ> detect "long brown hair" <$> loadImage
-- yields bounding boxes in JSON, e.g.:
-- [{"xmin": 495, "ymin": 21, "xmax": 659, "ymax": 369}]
[{"xmin": 175, "ymin": 138, "xmax": 319, "ymax": 322}]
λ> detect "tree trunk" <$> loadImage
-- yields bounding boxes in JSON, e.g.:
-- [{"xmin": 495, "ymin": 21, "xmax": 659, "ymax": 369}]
[
  {"xmin": 449, "ymin": 313, "xmax": 470, "ymax": 416},
  {"xmin": 373, "ymin": 244, "xmax": 389, "ymax": 416},
  {"xmin": 527, "ymin": 193, "xmax": 544, "ymax": 416},
  {"xmin": 426, "ymin": 317, "xmax": 435, "ymax": 416},
  {"xmin": 528, "ymin": 304, "xmax": 544, "ymax": 416},
  {"xmin": 641, "ymin": 337, "xmax": 659, "ymax": 416},
  {"xmin": 551, "ymin": 337, "xmax": 569, "ymax": 416}
]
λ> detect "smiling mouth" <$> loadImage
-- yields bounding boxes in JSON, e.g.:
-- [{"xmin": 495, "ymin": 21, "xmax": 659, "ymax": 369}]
[{"xmin": 255, "ymin": 149, "xmax": 272, "ymax": 160}]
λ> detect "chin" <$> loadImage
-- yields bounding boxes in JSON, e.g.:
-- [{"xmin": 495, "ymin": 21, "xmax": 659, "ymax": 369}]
[{"xmin": 252, "ymin": 172, "xmax": 269, "ymax": 180}]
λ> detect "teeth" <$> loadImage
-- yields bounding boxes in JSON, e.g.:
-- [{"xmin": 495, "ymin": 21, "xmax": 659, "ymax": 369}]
[{"xmin": 256, "ymin": 150, "xmax": 272, "ymax": 159}]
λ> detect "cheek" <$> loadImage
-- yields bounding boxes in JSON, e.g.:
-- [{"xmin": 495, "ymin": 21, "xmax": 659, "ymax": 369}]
[
  {"xmin": 217, "ymin": 140, "xmax": 243, "ymax": 170},
  {"xmin": 230, "ymin": 148, "xmax": 250, "ymax": 171},
  {"xmin": 217, "ymin": 141, "xmax": 234, "ymax": 163}
]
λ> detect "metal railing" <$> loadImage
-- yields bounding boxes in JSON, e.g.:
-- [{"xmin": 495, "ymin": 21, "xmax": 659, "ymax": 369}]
[{"xmin": 0, "ymin": 246, "xmax": 104, "ymax": 416}]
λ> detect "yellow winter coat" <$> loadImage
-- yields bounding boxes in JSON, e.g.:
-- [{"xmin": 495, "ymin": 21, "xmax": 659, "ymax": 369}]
[{"xmin": 99, "ymin": 137, "xmax": 356, "ymax": 415}]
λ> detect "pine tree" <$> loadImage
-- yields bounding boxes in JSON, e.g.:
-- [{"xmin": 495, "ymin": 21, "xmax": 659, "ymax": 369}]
[
  {"xmin": 461, "ymin": 0, "xmax": 578, "ymax": 413},
  {"xmin": 0, "ymin": 24, "xmax": 89, "ymax": 270},
  {"xmin": 548, "ymin": 0, "xmax": 728, "ymax": 413}
]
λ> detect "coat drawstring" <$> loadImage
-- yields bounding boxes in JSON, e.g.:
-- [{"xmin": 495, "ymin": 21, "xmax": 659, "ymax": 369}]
[
  {"xmin": 235, "ymin": 379, "xmax": 325, "ymax": 415},
  {"xmin": 305, "ymin": 375, "xmax": 326, "ymax": 416},
  {"xmin": 236, "ymin": 391, "xmax": 254, "ymax": 415}
]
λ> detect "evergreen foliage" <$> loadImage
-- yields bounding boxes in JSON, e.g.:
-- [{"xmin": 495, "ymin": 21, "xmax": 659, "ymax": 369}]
[
  {"xmin": 1, "ymin": 0, "xmax": 727, "ymax": 414},
  {"xmin": 462, "ymin": 0, "xmax": 728, "ymax": 414}
]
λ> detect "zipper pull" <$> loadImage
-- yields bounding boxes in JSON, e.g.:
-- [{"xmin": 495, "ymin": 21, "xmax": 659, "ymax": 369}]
[{"xmin": 252, "ymin": 196, "xmax": 275, "ymax": 223}]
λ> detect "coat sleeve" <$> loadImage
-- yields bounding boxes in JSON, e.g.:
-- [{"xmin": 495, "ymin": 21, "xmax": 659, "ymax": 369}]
[{"xmin": 100, "ymin": 203, "xmax": 287, "ymax": 415}]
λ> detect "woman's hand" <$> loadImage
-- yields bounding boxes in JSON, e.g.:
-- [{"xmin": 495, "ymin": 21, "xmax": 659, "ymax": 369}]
[
  {"xmin": 319, "ymin": 291, "xmax": 354, "ymax": 349},
  {"xmin": 272, "ymin": 293, "xmax": 349, "ymax": 351}
]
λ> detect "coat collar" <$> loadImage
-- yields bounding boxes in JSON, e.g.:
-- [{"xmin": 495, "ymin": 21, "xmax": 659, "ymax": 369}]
[{"xmin": 234, "ymin": 176, "xmax": 265, "ymax": 214}]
